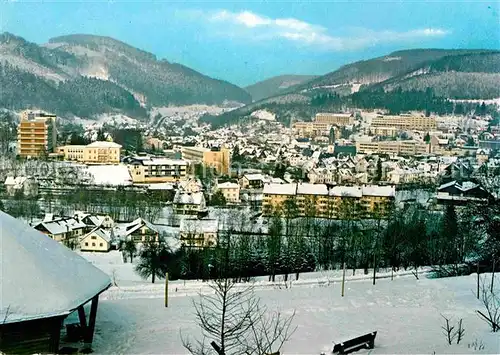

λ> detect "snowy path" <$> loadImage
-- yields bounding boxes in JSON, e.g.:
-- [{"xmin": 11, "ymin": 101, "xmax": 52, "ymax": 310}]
[{"xmin": 101, "ymin": 268, "xmax": 432, "ymax": 301}]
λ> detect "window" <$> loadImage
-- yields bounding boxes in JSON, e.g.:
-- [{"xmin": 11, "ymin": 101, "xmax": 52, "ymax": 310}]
[
  {"xmin": 99, "ymin": 243, "xmax": 103, "ymax": 247},
  {"xmin": 91, "ymin": 236, "xmax": 96, "ymax": 239},
  {"xmin": 92, "ymin": 242, "xmax": 96, "ymax": 246},
  {"xmin": 85, "ymin": 242, "xmax": 88, "ymax": 246}
]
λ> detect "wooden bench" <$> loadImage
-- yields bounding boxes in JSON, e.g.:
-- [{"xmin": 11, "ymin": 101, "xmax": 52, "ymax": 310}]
[{"xmin": 332, "ymin": 331, "xmax": 377, "ymax": 354}]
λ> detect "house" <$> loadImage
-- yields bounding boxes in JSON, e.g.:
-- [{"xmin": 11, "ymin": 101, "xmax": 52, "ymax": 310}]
[
  {"xmin": 4, "ymin": 176, "xmax": 38, "ymax": 196},
  {"xmin": 123, "ymin": 217, "xmax": 159, "ymax": 243},
  {"xmin": 0, "ymin": 211, "xmax": 111, "ymax": 354},
  {"xmin": 216, "ymin": 181, "xmax": 240, "ymax": 203},
  {"xmin": 80, "ymin": 228, "xmax": 112, "ymax": 252},
  {"xmin": 173, "ymin": 190, "xmax": 207, "ymax": 215},
  {"xmin": 74, "ymin": 212, "xmax": 115, "ymax": 230},
  {"xmin": 436, "ymin": 180, "xmax": 491, "ymax": 206},
  {"xmin": 33, "ymin": 217, "xmax": 86, "ymax": 245},
  {"xmin": 240, "ymin": 173, "xmax": 266, "ymax": 189},
  {"xmin": 179, "ymin": 219, "xmax": 219, "ymax": 248}
]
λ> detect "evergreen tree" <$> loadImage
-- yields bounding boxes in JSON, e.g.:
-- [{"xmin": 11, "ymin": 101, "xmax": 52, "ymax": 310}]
[
  {"xmin": 123, "ymin": 239, "xmax": 137, "ymax": 263},
  {"xmin": 135, "ymin": 238, "xmax": 171, "ymax": 283},
  {"xmin": 210, "ymin": 190, "xmax": 227, "ymax": 206}
]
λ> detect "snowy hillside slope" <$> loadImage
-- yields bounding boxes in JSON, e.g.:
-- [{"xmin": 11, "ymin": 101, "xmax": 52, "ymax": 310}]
[{"xmin": 79, "ymin": 252, "xmax": 500, "ymax": 354}]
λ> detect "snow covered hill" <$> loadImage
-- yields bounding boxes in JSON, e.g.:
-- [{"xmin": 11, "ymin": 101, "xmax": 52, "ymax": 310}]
[{"xmin": 79, "ymin": 252, "xmax": 500, "ymax": 354}]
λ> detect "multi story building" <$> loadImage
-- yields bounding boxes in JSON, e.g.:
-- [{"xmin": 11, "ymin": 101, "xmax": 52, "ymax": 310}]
[
  {"xmin": 293, "ymin": 121, "xmax": 343, "ymax": 138},
  {"xmin": 127, "ymin": 157, "xmax": 188, "ymax": 183},
  {"xmin": 173, "ymin": 190, "xmax": 207, "ymax": 215},
  {"xmin": 262, "ymin": 183, "xmax": 395, "ymax": 218},
  {"xmin": 356, "ymin": 140, "xmax": 430, "ymax": 156},
  {"xmin": 370, "ymin": 114, "xmax": 437, "ymax": 131},
  {"xmin": 179, "ymin": 219, "xmax": 219, "ymax": 248},
  {"xmin": 296, "ymin": 183, "xmax": 329, "ymax": 216},
  {"xmin": 57, "ymin": 141, "xmax": 122, "ymax": 164},
  {"xmin": 315, "ymin": 113, "xmax": 354, "ymax": 126},
  {"xmin": 216, "ymin": 181, "xmax": 240, "ymax": 203},
  {"xmin": 368, "ymin": 126, "xmax": 399, "ymax": 137},
  {"xmin": 18, "ymin": 111, "xmax": 57, "ymax": 158},
  {"xmin": 181, "ymin": 146, "xmax": 231, "ymax": 176},
  {"xmin": 262, "ymin": 183, "xmax": 297, "ymax": 216}
]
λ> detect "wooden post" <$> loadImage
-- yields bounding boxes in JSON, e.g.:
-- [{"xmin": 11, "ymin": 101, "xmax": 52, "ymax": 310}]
[
  {"xmin": 165, "ymin": 272, "xmax": 169, "ymax": 308},
  {"xmin": 84, "ymin": 296, "xmax": 99, "ymax": 348},
  {"xmin": 341, "ymin": 262, "xmax": 346, "ymax": 297},
  {"xmin": 372, "ymin": 251, "xmax": 376, "ymax": 286},
  {"xmin": 77, "ymin": 305, "xmax": 87, "ymax": 329},
  {"xmin": 491, "ymin": 258, "xmax": 496, "ymax": 293},
  {"xmin": 48, "ymin": 317, "xmax": 63, "ymax": 353},
  {"xmin": 477, "ymin": 262, "xmax": 480, "ymax": 299}
]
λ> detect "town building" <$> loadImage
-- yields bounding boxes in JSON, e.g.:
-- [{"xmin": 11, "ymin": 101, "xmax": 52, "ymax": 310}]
[
  {"xmin": 0, "ymin": 211, "xmax": 111, "ymax": 354},
  {"xmin": 240, "ymin": 173, "xmax": 266, "ymax": 189},
  {"xmin": 216, "ymin": 181, "xmax": 240, "ymax": 203},
  {"xmin": 368, "ymin": 126, "xmax": 399, "ymax": 137},
  {"xmin": 80, "ymin": 228, "xmax": 112, "ymax": 252},
  {"xmin": 173, "ymin": 190, "xmax": 207, "ymax": 215},
  {"xmin": 179, "ymin": 218, "xmax": 219, "ymax": 248},
  {"xmin": 127, "ymin": 156, "xmax": 188, "ymax": 183},
  {"xmin": 17, "ymin": 111, "xmax": 57, "ymax": 158},
  {"xmin": 33, "ymin": 216, "xmax": 86, "ymax": 245},
  {"xmin": 181, "ymin": 145, "xmax": 231, "ymax": 175},
  {"xmin": 122, "ymin": 217, "xmax": 159, "ymax": 243},
  {"xmin": 57, "ymin": 141, "xmax": 122, "ymax": 164},
  {"xmin": 4, "ymin": 176, "xmax": 38, "ymax": 196},
  {"xmin": 355, "ymin": 139, "xmax": 431, "ymax": 156},
  {"xmin": 262, "ymin": 183, "xmax": 395, "ymax": 218},
  {"xmin": 315, "ymin": 113, "xmax": 354, "ymax": 126},
  {"xmin": 370, "ymin": 114, "xmax": 437, "ymax": 131},
  {"xmin": 436, "ymin": 180, "xmax": 491, "ymax": 206},
  {"xmin": 74, "ymin": 212, "xmax": 115, "ymax": 230}
]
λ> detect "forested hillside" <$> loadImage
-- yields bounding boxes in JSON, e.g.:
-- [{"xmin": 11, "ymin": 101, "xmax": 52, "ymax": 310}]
[
  {"xmin": 0, "ymin": 32, "xmax": 251, "ymax": 119},
  {"xmin": 0, "ymin": 62, "xmax": 147, "ymax": 118}
]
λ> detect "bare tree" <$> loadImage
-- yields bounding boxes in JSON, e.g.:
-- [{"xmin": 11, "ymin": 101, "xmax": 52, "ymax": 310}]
[
  {"xmin": 441, "ymin": 314, "xmax": 456, "ymax": 345},
  {"xmin": 182, "ymin": 278, "xmax": 296, "ymax": 355},
  {"xmin": 476, "ymin": 278, "xmax": 500, "ymax": 332},
  {"xmin": 456, "ymin": 319, "xmax": 465, "ymax": 345}
]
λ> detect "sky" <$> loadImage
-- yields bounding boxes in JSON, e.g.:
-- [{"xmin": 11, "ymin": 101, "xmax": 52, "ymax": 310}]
[{"xmin": 0, "ymin": 0, "xmax": 499, "ymax": 87}]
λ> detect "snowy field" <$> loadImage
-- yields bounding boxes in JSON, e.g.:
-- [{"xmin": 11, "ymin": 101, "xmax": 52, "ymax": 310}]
[{"xmin": 79, "ymin": 252, "xmax": 500, "ymax": 354}]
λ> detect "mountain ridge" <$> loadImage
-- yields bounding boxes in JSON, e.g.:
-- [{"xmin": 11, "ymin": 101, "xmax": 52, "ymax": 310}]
[
  {"xmin": 201, "ymin": 48, "xmax": 500, "ymax": 127},
  {"xmin": 0, "ymin": 32, "xmax": 252, "ymax": 119},
  {"xmin": 245, "ymin": 74, "xmax": 318, "ymax": 102}
]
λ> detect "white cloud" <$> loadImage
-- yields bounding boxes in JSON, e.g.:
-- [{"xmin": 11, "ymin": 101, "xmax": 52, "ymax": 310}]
[{"xmin": 201, "ymin": 9, "xmax": 450, "ymax": 51}]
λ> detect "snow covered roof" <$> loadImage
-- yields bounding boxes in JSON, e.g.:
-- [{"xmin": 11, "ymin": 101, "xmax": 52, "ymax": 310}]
[
  {"xmin": 361, "ymin": 185, "xmax": 396, "ymax": 197},
  {"xmin": 0, "ymin": 211, "xmax": 111, "ymax": 324},
  {"xmin": 244, "ymin": 173, "xmax": 265, "ymax": 181},
  {"xmin": 83, "ymin": 228, "xmax": 111, "ymax": 243},
  {"xmin": 35, "ymin": 217, "xmax": 86, "ymax": 235},
  {"xmin": 263, "ymin": 183, "xmax": 297, "ymax": 195},
  {"xmin": 4, "ymin": 176, "xmax": 32, "ymax": 188},
  {"xmin": 173, "ymin": 190, "xmax": 205, "ymax": 205},
  {"xmin": 296, "ymin": 183, "xmax": 328, "ymax": 195},
  {"xmin": 141, "ymin": 158, "xmax": 188, "ymax": 166},
  {"xmin": 217, "ymin": 182, "xmax": 239, "ymax": 189},
  {"xmin": 147, "ymin": 183, "xmax": 175, "ymax": 190},
  {"xmin": 124, "ymin": 217, "xmax": 159, "ymax": 236},
  {"xmin": 86, "ymin": 164, "xmax": 132, "ymax": 186},
  {"xmin": 87, "ymin": 141, "xmax": 122, "ymax": 148},
  {"xmin": 180, "ymin": 219, "xmax": 219, "ymax": 234},
  {"xmin": 329, "ymin": 186, "xmax": 363, "ymax": 197}
]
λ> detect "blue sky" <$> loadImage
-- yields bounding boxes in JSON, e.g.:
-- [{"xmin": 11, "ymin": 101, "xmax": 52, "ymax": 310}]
[{"xmin": 1, "ymin": 1, "xmax": 499, "ymax": 86}]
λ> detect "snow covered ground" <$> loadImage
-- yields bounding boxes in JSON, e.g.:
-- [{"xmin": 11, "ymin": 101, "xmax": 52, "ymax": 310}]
[{"xmin": 80, "ymin": 252, "xmax": 500, "ymax": 354}]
